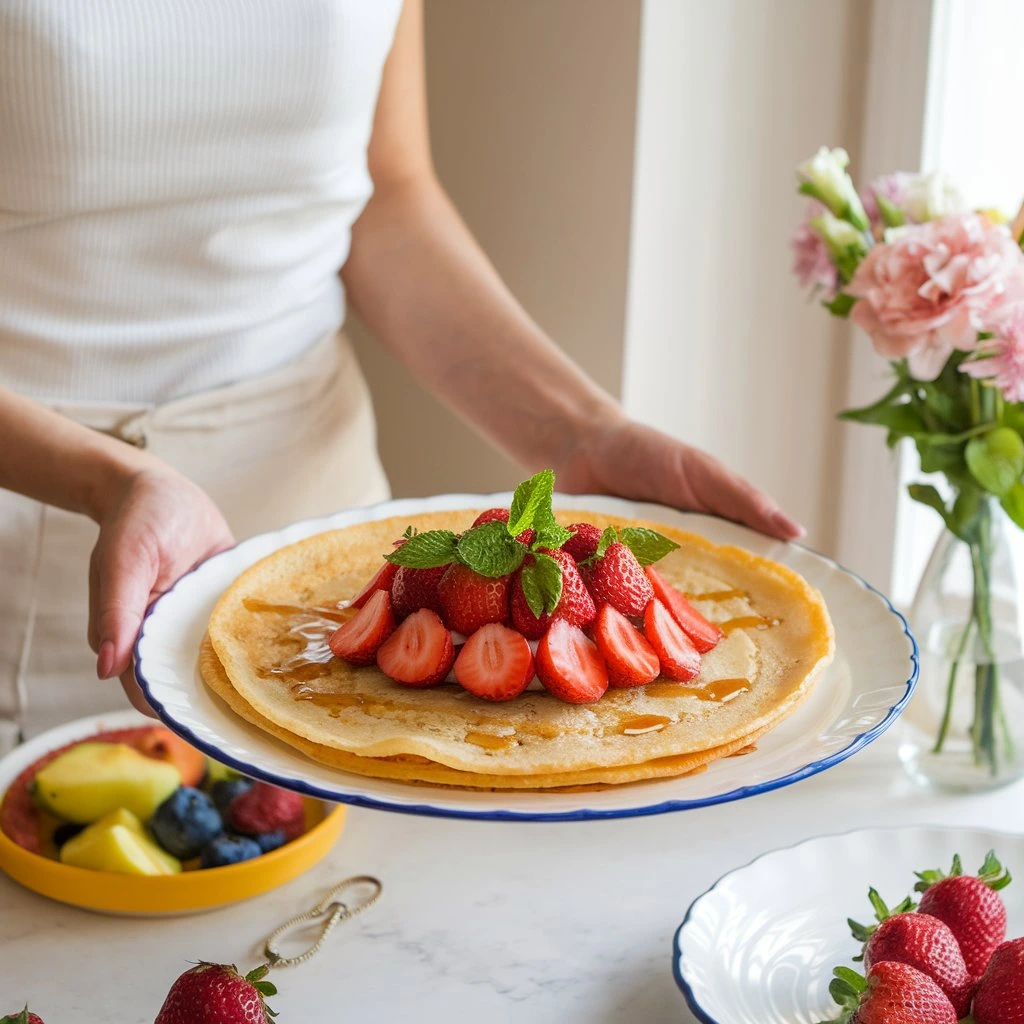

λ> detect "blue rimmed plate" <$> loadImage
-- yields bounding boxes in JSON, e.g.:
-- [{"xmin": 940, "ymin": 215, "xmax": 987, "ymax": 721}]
[
  {"xmin": 674, "ymin": 826, "xmax": 1024, "ymax": 1023},
  {"xmin": 134, "ymin": 494, "xmax": 917, "ymax": 821}
]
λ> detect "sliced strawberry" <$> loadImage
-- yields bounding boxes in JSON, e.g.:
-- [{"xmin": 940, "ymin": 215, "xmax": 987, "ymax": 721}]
[
  {"xmin": 390, "ymin": 565, "xmax": 447, "ymax": 618},
  {"xmin": 510, "ymin": 547, "xmax": 597, "ymax": 640},
  {"xmin": 645, "ymin": 566, "xmax": 723, "ymax": 653},
  {"xmin": 471, "ymin": 507, "xmax": 534, "ymax": 545},
  {"xmin": 562, "ymin": 522, "xmax": 602, "ymax": 563},
  {"xmin": 535, "ymin": 619, "xmax": 608, "ymax": 704},
  {"xmin": 594, "ymin": 604, "xmax": 660, "ymax": 687},
  {"xmin": 376, "ymin": 609, "xmax": 454, "ymax": 687},
  {"xmin": 437, "ymin": 563, "xmax": 511, "ymax": 635},
  {"xmin": 351, "ymin": 560, "xmax": 400, "ymax": 609},
  {"xmin": 454, "ymin": 623, "xmax": 534, "ymax": 701},
  {"xmin": 582, "ymin": 542, "xmax": 654, "ymax": 616},
  {"xmin": 643, "ymin": 599, "xmax": 701, "ymax": 681},
  {"xmin": 328, "ymin": 589, "xmax": 396, "ymax": 666}
]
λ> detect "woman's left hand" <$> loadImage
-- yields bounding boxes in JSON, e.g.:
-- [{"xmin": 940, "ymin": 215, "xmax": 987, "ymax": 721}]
[{"xmin": 556, "ymin": 418, "xmax": 805, "ymax": 542}]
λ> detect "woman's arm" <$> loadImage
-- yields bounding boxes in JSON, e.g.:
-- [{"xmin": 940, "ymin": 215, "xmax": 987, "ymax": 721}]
[
  {"xmin": 343, "ymin": 1, "xmax": 802, "ymax": 540},
  {"xmin": 0, "ymin": 388, "xmax": 232, "ymax": 692}
]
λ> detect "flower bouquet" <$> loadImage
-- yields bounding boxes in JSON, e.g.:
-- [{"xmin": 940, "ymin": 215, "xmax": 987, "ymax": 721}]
[{"xmin": 792, "ymin": 148, "xmax": 1024, "ymax": 789}]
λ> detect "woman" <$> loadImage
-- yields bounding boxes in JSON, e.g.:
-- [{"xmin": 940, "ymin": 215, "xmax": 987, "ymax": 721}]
[{"xmin": 0, "ymin": 2, "xmax": 801, "ymax": 746}]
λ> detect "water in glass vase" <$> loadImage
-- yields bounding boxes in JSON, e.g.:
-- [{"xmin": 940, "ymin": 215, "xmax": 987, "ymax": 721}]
[{"xmin": 899, "ymin": 497, "xmax": 1024, "ymax": 792}]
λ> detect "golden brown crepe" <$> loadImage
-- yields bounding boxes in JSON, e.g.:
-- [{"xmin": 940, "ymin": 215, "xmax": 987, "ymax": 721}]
[{"xmin": 201, "ymin": 510, "xmax": 834, "ymax": 789}]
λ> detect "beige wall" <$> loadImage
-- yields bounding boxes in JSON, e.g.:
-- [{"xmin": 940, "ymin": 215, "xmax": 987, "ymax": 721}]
[{"xmin": 349, "ymin": 0, "xmax": 642, "ymax": 498}]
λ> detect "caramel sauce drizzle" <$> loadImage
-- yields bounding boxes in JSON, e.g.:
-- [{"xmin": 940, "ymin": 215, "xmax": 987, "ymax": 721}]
[
  {"xmin": 464, "ymin": 731, "xmax": 516, "ymax": 751},
  {"xmin": 719, "ymin": 615, "xmax": 779, "ymax": 635},
  {"xmin": 685, "ymin": 588, "xmax": 746, "ymax": 602},
  {"xmin": 639, "ymin": 678, "xmax": 751, "ymax": 703},
  {"xmin": 619, "ymin": 714, "xmax": 671, "ymax": 735},
  {"xmin": 243, "ymin": 598, "xmax": 354, "ymax": 624},
  {"xmin": 245, "ymin": 598, "xmax": 354, "ymax": 680}
]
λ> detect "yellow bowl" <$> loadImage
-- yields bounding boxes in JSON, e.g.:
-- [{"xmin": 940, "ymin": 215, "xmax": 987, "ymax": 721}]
[{"xmin": 0, "ymin": 711, "xmax": 346, "ymax": 915}]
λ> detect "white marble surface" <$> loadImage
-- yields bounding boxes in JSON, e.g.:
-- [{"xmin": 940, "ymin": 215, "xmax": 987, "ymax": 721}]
[{"xmin": 4, "ymin": 730, "xmax": 1024, "ymax": 1023}]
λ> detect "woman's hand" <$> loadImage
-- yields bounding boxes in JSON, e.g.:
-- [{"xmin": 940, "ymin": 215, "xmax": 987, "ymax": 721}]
[
  {"xmin": 88, "ymin": 467, "xmax": 234, "ymax": 712},
  {"xmin": 556, "ymin": 418, "xmax": 805, "ymax": 542}
]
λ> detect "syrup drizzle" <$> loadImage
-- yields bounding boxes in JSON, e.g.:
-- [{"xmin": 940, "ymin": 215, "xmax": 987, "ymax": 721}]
[
  {"xmin": 245, "ymin": 598, "xmax": 353, "ymax": 680},
  {"xmin": 685, "ymin": 588, "xmax": 746, "ymax": 603},
  {"xmin": 719, "ymin": 615, "xmax": 779, "ymax": 635},
  {"xmin": 619, "ymin": 714, "xmax": 671, "ymax": 735}
]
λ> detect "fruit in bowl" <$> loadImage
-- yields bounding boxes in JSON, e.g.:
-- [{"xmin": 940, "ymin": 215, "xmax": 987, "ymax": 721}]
[{"xmin": 0, "ymin": 724, "xmax": 311, "ymax": 876}]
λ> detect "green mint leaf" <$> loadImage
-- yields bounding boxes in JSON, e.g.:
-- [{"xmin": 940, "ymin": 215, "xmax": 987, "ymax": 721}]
[
  {"xmin": 534, "ymin": 522, "xmax": 572, "ymax": 549},
  {"xmin": 518, "ymin": 561, "xmax": 544, "ymax": 618},
  {"xmin": 966, "ymin": 427, "xmax": 1024, "ymax": 497},
  {"xmin": 456, "ymin": 522, "xmax": 527, "ymax": 578},
  {"xmin": 618, "ymin": 527, "xmax": 680, "ymax": 566},
  {"xmin": 533, "ymin": 552, "xmax": 563, "ymax": 614},
  {"xmin": 508, "ymin": 469, "xmax": 555, "ymax": 537},
  {"xmin": 385, "ymin": 530, "xmax": 459, "ymax": 568},
  {"xmin": 401, "ymin": 525, "xmax": 417, "ymax": 539},
  {"xmin": 592, "ymin": 526, "xmax": 618, "ymax": 561}
]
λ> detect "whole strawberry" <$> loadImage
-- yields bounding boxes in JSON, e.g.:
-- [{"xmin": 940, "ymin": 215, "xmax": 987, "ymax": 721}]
[
  {"xmin": 471, "ymin": 508, "xmax": 535, "ymax": 545},
  {"xmin": 862, "ymin": 913, "xmax": 975, "ymax": 1016},
  {"xmin": 973, "ymin": 937, "xmax": 1024, "ymax": 1024},
  {"xmin": 390, "ymin": 565, "xmax": 447, "ymax": 618},
  {"xmin": 581, "ymin": 542, "xmax": 653, "ymax": 617},
  {"xmin": 915, "ymin": 851, "xmax": 1011, "ymax": 977},
  {"xmin": 1, "ymin": 1009, "xmax": 44, "ymax": 1024},
  {"xmin": 827, "ymin": 963, "xmax": 957, "ymax": 1024},
  {"xmin": 561, "ymin": 523, "xmax": 602, "ymax": 563},
  {"xmin": 228, "ymin": 782, "xmax": 305, "ymax": 840},
  {"xmin": 155, "ymin": 963, "xmax": 277, "ymax": 1024},
  {"xmin": 511, "ymin": 549, "xmax": 596, "ymax": 639},
  {"xmin": 437, "ymin": 563, "xmax": 511, "ymax": 635}
]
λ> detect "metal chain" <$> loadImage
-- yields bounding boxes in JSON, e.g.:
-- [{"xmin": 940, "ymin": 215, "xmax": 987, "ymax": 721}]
[{"xmin": 263, "ymin": 875, "xmax": 382, "ymax": 968}]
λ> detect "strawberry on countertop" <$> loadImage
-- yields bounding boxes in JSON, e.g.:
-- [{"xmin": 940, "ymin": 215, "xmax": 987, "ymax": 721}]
[
  {"xmin": 454, "ymin": 623, "xmax": 534, "ymax": 702},
  {"xmin": 914, "ymin": 851, "xmax": 1011, "ymax": 978},
  {"xmin": 973, "ymin": 937, "xmax": 1024, "ymax": 1024},
  {"xmin": 1, "ymin": 1009, "xmax": 45, "ymax": 1024},
  {"xmin": 826, "ymin": 962, "xmax": 958, "ymax": 1024},
  {"xmin": 155, "ymin": 962, "xmax": 277, "ymax": 1024}
]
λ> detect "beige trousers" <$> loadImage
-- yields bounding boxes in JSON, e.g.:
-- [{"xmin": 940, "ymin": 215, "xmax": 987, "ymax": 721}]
[{"xmin": 0, "ymin": 332, "xmax": 390, "ymax": 749}]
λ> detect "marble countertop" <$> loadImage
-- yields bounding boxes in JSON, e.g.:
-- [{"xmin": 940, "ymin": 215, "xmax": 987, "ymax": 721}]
[{"xmin": 4, "ymin": 730, "xmax": 1024, "ymax": 1023}]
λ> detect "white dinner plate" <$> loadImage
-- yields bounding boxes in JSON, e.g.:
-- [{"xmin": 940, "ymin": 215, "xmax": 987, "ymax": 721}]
[
  {"xmin": 674, "ymin": 826, "xmax": 1024, "ymax": 1023},
  {"xmin": 134, "ymin": 493, "xmax": 917, "ymax": 821}
]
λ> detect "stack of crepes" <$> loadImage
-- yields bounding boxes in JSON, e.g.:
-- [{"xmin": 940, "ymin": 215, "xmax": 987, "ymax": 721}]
[{"xmin": 201, "ymin": 511, "xmax": 835, "ymax": 790}]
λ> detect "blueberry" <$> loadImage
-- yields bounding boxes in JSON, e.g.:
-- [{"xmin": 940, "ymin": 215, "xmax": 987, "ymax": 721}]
[
  {"xmin": 200, "ymin": 835, "xmax": 262, "ymax": 868},
  {"xmin": 254, "ymin": 830, "xmax": 286, "ymax": 854},
  {"xmin": 210, "ymin": 778, "xmax": 253, "ymax": 813},
  {"xmin": 52, "ymin": 822, "xmax": 84, "ymax": 848},
  {"xmin": 150, "ymin": 787, "xmax": 223, "ymax": 859}
]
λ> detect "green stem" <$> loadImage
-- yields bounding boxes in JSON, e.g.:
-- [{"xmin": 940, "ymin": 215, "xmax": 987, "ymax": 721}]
[
  {"xmin": 969, "ymin": 507, "xmax": 1000, "ymax": 775},
  {"xmin": 934, "ymin": 618, "xmax": 973, "ymax": 754}
]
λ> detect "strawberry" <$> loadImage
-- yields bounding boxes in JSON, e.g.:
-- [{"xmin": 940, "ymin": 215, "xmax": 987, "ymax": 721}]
[
  {"xmin": 376, "ymin": 609, "xmax": 454, "ymax": 686},
  {"xmin": 973, "ymin": 937, "xmax": 1024, "ymax": 1024},
  {"xmin": 155, "ymin": 962, "xmax": 277, "ymax": 1024},
  {"xmin": 581, "ymin": 542, "xmax": 654, "ymax": 616},
  {"xmin": 645, "ymin": 565, "xmax": 723, "ymax": 653},
  {"xmin": 643, "ymin": 599, "xmax": 701, "ymax": 681},
  {"xmin": 915, "ymin": 851, "xmax": 1011, "ymax": 977},
  {"xmin": 472, "ymin": 507, "xmax": 534, "ymax": 545},
  {"xmin": 228, "ymin": 781, "xmax": 305, "ymax": 840},
  {"xmin": 1, "ymin": 1010, "xmax": 44, "ymax": 1024},
  {"xmin": 328, "ymin": 589, "xmax": 396, "ymax": 666},
  {"xmin": 437, "ymin": 563, "xmax": 511, "ymax": 635},
  {"xmin": 351, "ymin": 559, "xmax": 399, "ymax": 609},
  {"xmin": 390, "ymin": 565, "xmax": 447, "ymax": 618},
  {"xmin": 828, "ymin": 962, "xmax": 957, "ymax": 1024},
  {"xmin": 454, "ymin": 623, "xmax": 534, "ymax": 701},
  {"xmin": 511, "ymin": 549, "xmax": 597, "ymax": 639},
  {"xmin": 862, "ymin": 914, "xmax": 975, "ymax": 1017},
  {"xmin": 594, "ymin": 604, "xmax": 660, "ymax": 687},
  {"xmin": 535, "ymin": 619, "xmax": 608, "ymax": 703},
  {"xmin": 562, "ymin": 522, "xmax": 602, "ymax": 563}
]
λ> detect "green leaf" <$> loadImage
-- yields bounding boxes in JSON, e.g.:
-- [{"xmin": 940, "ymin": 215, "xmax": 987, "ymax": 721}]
[
  {"xmin": 534, "ymin": 522, "xmax": 573, "ymax": 550},
  {"xmin": 839, "ymin": 375, "xmax": 914, "ymax": 425},
  {"xmin": 965, "ymin": 427, "xmax": 1024, "ymax": 497},
  {"xmin": 253, "ymin": 981, "xmax": 278, "ymax": 997},
  {"xmin": 999, "ymin": 403, "xmax": 1024, "ymax": 437},
  {"xmin": 833, "ymin": 966, "xmax": 867, "ymax": 995},
  {"xmin": 456, "ymin": 522, "xmax": 528, "ymax": 578},
  {"xmin": 508, "ymin": 469, "xmax": 555, "ymax": 537},
  {"xmin": 840, "ymin": 401, "xmax": 926, "ymax": 439},
  {"xmin": 385, "ymin": 530, "xmax": 459, "ymax": 569},
  {"xmin": 593, "ymin": 526, "xmax": 618, "ymax": 561},
  {"xmin": 949, "ymin": 487, "xmax": 983, "ymax": 541},
  {"xmin": 917, "ymin": 438, "xmax": 968, "ymax": 479},
  {"xmin": 618, "ymin": 527, "xmax": 680, "ymax": 566},
  {"xmin": 907, "ymin": 484, "xmax": 949, "ymax": 526},
  {"xmin": 823, "ymin": 292, "xmax": 856, "ymax": 317},
  {"xmin": 876, "ymin": 193, "xmax": 906, "ymax": 228},
  {"xmin": 867, "ymin": 887, "xmax": 890, "ymax": 922},
  {"xmin": 1002, "ymin": 482, "xmax": 1024, "ymax": 530},
  {"xmin": 519, "ymin": 552, "xmax": 563, "ymax": 617}
]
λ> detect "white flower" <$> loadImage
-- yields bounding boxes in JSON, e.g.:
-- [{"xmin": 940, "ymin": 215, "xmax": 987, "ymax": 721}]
[
  {"xmin": 903, "ymin": 172, "xmax": 968, "ymax": 222},
  {"xmin": 797, "ymin": 147, "xmax": 869, "ymax": 230},
  {"xmin": 810, "ymin": 211, "xmax": 868, "ymax": 280}
]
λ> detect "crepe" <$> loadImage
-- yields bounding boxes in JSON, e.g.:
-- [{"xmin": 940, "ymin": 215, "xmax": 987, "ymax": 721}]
[{"xmin": 202, "ymin": 511, "xmax": 834, "ymax": 788}]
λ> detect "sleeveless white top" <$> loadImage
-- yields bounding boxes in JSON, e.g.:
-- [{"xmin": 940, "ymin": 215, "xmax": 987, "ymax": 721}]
[{"xmin": 0, "ymin": 1, "xmax": 403, "ymax": 403}]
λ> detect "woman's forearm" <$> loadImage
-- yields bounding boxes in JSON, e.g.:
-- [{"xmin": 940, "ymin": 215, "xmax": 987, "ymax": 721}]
[
  {"xmin": 342, "ymin": 177, "xmax": 625, "ymax": 473},
  {"xmin": 0, "ymin": 386, "xmax": 150, "ymax": 521}
]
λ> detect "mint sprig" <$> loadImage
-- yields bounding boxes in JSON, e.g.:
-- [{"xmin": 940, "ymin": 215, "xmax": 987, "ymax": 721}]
[
  {"xmin": 386, "ymin": 530, "xmax": 459, "ymax": 569},
  {"xmin": 508, "ymin": 469, "xmax": 555, "ymax": 537},
  {"xmin": 520, "ymin": 551, "xmax": 564, "ymax": 617},
  {"xmin": 456, "ymin": 522, "xmax": 527, "ymax": 577},
  {"xmin": 618, "ymin": 526, "xmax": 680, "ymax": 566}
]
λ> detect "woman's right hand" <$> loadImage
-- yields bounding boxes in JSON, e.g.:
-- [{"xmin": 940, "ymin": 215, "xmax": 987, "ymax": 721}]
[{"xmin": 88, "ymin": 466, "xmax": 234, "ymax": 712}]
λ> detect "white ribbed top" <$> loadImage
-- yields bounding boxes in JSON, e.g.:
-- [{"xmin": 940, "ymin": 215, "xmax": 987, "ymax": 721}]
[{"xmin": 0, "ymin": 1, "xmax": 402, "ymax": 403}]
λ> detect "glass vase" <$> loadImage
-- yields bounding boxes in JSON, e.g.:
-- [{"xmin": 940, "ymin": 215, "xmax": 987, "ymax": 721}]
[{"xmin": 899, "ymin": 496, "xmax": 1024, "ymax": 791}]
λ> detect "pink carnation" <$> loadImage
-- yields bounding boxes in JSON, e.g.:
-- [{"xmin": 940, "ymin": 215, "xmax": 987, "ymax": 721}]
[
  {"xmin": 847, "ymin": 213, "xmax": 1024, "ymax": 380},
  {"xmin": 962, "ymin": 304, "xmax": 1024, "ymax": 402},
  {"xmin": 790, "ymin": 202, "xmax": 839, "ymax": 299}
]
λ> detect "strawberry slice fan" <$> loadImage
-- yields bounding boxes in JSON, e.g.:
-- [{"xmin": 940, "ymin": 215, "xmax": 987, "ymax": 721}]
[{"xmin": 133, "ymin": 468, "xmax": 918, "ymax": 821}]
